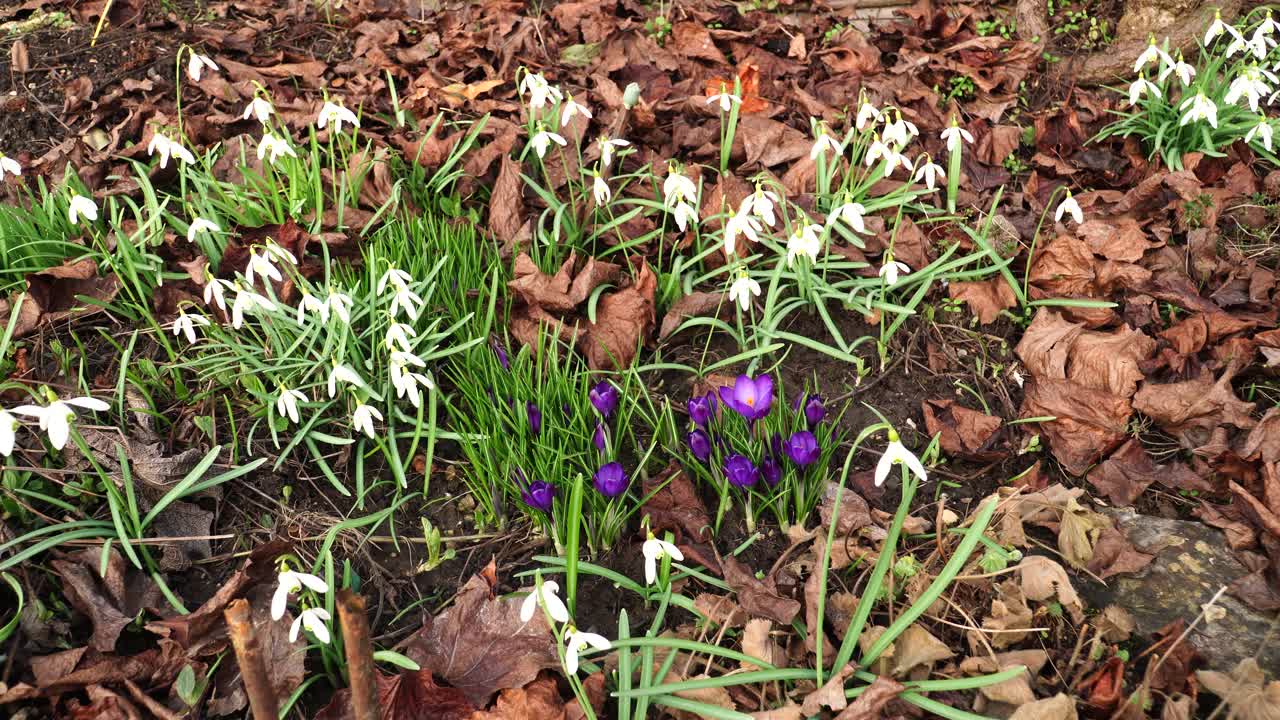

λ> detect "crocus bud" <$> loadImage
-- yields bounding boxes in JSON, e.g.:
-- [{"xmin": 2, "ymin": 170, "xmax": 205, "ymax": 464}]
[
  {"xmin": 593, "ymin": 462, "xmax": 629, "ymax": 497},
  {"xmin": 589, "ymin": 381, "xmax": 619, "ymax": 417},
  {"xmin": 724, "ymin": 454, "xmax": 759, "ymax": 488},
  {"xmin": 687, "ymin": 393, "xmax": 717, "ymax": 427},
  {"xmin": 491, "ymin": 336, "xmax": 510, "ymax": 370},
  {"xmin": 593, "ymin": 422, "xmax": 608, "ymax": 452},
  {"xmin": 521, "ymin": 480, "xmax": 556, "ymax": 512},
  {"xmin": 760, "ymin": 455, "xmax": 783, "ymax": 487},
  {"xmin": 687, "ymin": 429, "xmax": 712, "ymax": 463},
  {"xmin": 623, "ymin": 83, "xmax": 641, "ymax": 109},
  {"xmin": 526, "ymin": 402, "xmax": 542, "ymax": 436},
  {"xmin": 803, "ymin": 394, "xmax": 826, "ymax": 427},
  {"xmin": 784, "ymin": 430, "xmax": 820, "ymax": 466}
]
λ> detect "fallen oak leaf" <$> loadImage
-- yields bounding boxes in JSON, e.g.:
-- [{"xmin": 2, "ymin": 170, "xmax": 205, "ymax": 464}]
[
  {"xmin": 721, "ymin": 556, "xmax": 800, "ymax": 625},
  {"xmin": 800, "ymin": 664, "xmax": 855, "ymax": 716},
  {"xmin": 833, "ymin": 675, "xmax": 904, "ymax": 719},
  {"xmin": 314, "ymin": 669, "xmax": 477, "ymax": 720},
  {"xmin": 52, "ymin": 547, "xmax": 163, "ymax": 653}
]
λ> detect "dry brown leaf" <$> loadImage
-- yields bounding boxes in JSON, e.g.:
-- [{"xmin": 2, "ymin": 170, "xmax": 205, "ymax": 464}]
[
  {"xmin": 1197, "ymin": 658, "xmax": 1280, "ymax": 720},
  {"xmin": 800, "ymin": 664, "xmax": 855, "ymax": 716},
  {"xmin": 1058, "ymin": 498, "xmax": 1110, "ymax": 569},
  {"xmin": 741, "ymin": 619, "xmax": 784, "ymax": 671},
  {"xmin": 1133, "ymin": 371, "xmax": 1257, "ymax": 447},
  {"xmin": 1076, "ymin": 217, "xmax": 1157, "ymax": 262},
  {"xmin": 1019, "ymin": 556, "xmax": 1083, "ymax": 621},
  {"xmin": 692, "ymin": 594, "xmax": 747, "ymax": 628},
  {"xmin": 890, "ymin": 625, "xmax": 953, "ymax": 677},
  {"xmin": 722, "ymin": 556, "xmax": 801, "ymax": 625},
  {"xmin": 1021, "ymin": 377, "xmax": 1131, "ymax": 476},
  {"xmin": 468, "ymin": 674, "xmax": 565, "ymax": 720},
  {"xmin": 921, "ymin": 398, "xmax": 1004, "ymax": 461},
  {"xmin": 948, "ymin": 278, "xmax": 1018, "ymax": 324},
  {"xmin": 1086, "ymin": 525, "xmax": 1155, "ymax": 580},
  {"xmin": 315, "ymin": 669, "xmax": 477, "ymax": 720},
  {"xmin": 818, "ymin": 482, "xmax": 872, "ymax": 536},
  {"xmin": 643, "ymin": 464, "xmax": 718, "ymax": 574},
  {"xmin": 579, "ymin": 261, "xmax": 656, "ymax": 370},
  {"xmin": 51, "ymin": 547, "xmax": 162, "ymax": 653},
  {"xmin": 833, "ymin": 675, "xmax": 904, "ymax": 719},
  {"xmin": 1007, "ymin": 692, "xmax": 1078, "ymax": 720}
]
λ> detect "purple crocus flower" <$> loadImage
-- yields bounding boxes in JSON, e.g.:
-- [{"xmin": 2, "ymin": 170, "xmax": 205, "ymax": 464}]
[
  {"xmin": 760, "ymin": 455, "xmax": 783, "ymax": 487},
  {"xmin": 719, "ymin": 375, "xmax": 774, "ymax": 423},
  {"xmin": 527, "ymin": 402, "xmax": 542, "ymax": 436},
  {"xmin": 784, "ymin": 430, "xmax": 820, "ymax": 466},
  {"xmin": 491, "ymin": 337, "xmax": 510, "ymax": 370},
  {"xmin": 521, "ymin": 480, "xmax": 556, "ymax": 512},
  {"xmin": 687, "ymin": 393, "xmax": 718, "ymax": 427},
  {"xmin": 593, "ymin": 422, "xmax": 608, "ymax": 452},
  {"xmin": 589, "ymin": 381, "xmax": 620, "ymax": 417},
  {"xmin": 687, "ymin": 429, "xmax": 712, "ymax": 462},
  {"xmin": 594, "ymin": 462, "xmax": 629, "ymax": 497},
  {"xmin": 724, "ymin": 454, "xmax": 759, "ymax": 488},
  {"xmin": 803, "ymin": 394, "xmax": 826, "ymax": 427}
]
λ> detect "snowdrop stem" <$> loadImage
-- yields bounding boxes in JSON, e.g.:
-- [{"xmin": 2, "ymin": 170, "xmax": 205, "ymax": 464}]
[
  {"xmin": 718, "ymin": 76, "xmax": 743, "ymax": 177},
  {"xmin": 946, "ymin": 130, "xmax": 962, "ymax": 214}
]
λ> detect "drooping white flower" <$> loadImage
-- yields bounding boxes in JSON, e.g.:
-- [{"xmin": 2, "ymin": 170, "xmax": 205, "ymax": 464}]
[
  {"xmin": 1133, "ymin": 36, "xmax": 1172, "ymax": 73},
  {"xmin": 290, "ymin": 607, "xmax": 332, "ymax": 644},
  {"xmin": 518, "ymin": 71, "xmax": 562, "ymax": 110},
  {"xmin": 326, "ymin": 363, "xmax": 366, "ymax": 398},
  {"xmin": 1226, "ymin": 27, "xmax": 1269, "ymax": 59},
  {"xmin": 68, "ymin": 194, "xmax": 98, "ymax": 224},
  {"xmin": 316, "ymin": 101, "xmax": 360, "ymax": 133},
  {"xmin": 388, "ymin": 284, "xmax": 424, "ymax": 320},
  {"xmin": 325, "ymin": 291, "xmax": 353, "ymax": 325},
  {"xmin": 186, "ymin": 217, "xmax": 220, "ymax": 243},
  {"xmin": 728, "ymin": 271, "xmax": 761, "ymax": 311},
  {"xmin": 1226, "ymin": 65, "xmax": 1275, "ymax": 112},
  {"xmin": 1055, "ymin": 191, "xmax": 1083, "ymax": 224},
  {"xmin": 810, "ymin": 129, "xmax": 842, "ymax": 160},
  {"xmin": 530, "ymin": 127, "xmax": 567, "ymax": 159},
  {"xmin": 913, "ymin": 157, "xmax": 945, "ymax": 190},
  {"xmin": 257, "ymin": 132, "xmax": 297, "ymax": 165},
  {"xmin": 940, "ymin": 122, "xmax": 974, "ymax": 153},
  {"xmin": 171, "ymin": 309, "xmax": 210, "ymax": 343},
  {"xmin": 1204, "ymin": 10, "xmax": 1232, "ymax": 45},
  {"xmin": 245, "ymin": 248, "xmax": 282, "ymax": 286},
  {"xmin": 1258, "ymin": 9, "xmax": 1280, "ymax": 38},
  {"xmin": 882, "ymin": 110, "xmax": 918, "ymax": 148},
  {"xmin": 565, "ymin": 627, "xmax": 612, "ymax": 675},
  {"xmin": 671, "ymin": 202, "xmax": 699, "ymax": 233},
  {"xmin": 242, "ymin": 96, "xmax": 274, "ymax": 124},
  {"xmin": 723, "ymin": 211, "xmax": 761, "ymax": 257},
  {"xmin": 642, "ymin": 531, "xmax": 684, "ymax": 585},
  {"xmin": 738, "ymin": 186, "xmax": 779, "ymax": 226},
  {"xmin": 1245, "ymin": 116, "xmax": 1274, "ymax": 152},
  {"xmin": 351, "ymin": 402, "xmax": 382, "ymax": 438},
  {"xmin": 878, "ymin": 257, "xmax": 911, "ymax": 286},
  {"xmin": 271, "ymin": 570, "xmax": 329, "ymax": 621},
  {"xmin": 829, "ymin": 201, "xmax": 868, "ymax": 234},
  {"xmin": 873, "ymin": 429, "xmax": 928, "ymax": 487},
  {"xmin": 263, "ymin": 239, "xmax": 297, "ymax": 267},
  {"xmin": 1250, "ymin": 23, "xmax": 1278, "ymax": 55},
  {"xmin": 148, "ymin": 133, "xmax": 197, "ymax": 169},
  {"xmin": 1127, "ymin": 74, "xmax": 1162, "ymax": 106},
  {"xmin": 276, "ymin": 387, "xmax": 307, "ymax": 425},
  {"xmin": 385, "ymin": 322, "xmax": 416, "ymax": 353},
  {"xmin": 706, "ymin": 85, "xmax": 742, "ymax": 113},
  {"xmin": 1158, "ymin": 52, "xmax": 1196, "ymax": 86},
  {"xmin": 560, "ymin": 94, "xmax": 592, "ymax": 127},
  {"xmin": 786, "ymin": 222, "xmax": 824, "ymax": 267},
  {"xmin": 391, "ymin": 363, "xmax": 433, "ymax": 408},
  {"xmin": 231, "ymin": 284, "xmax": 276, "ymax": 329},
  {"xmin": 1179, "ymin": 92, "xmax": 1219, "ymax": 127},
  {"xmin": 12, "ymin": 395, "xmax": 110, "ymax": 451},
  {"xmin": 597, "ymin": 136, "xmax": 629, "ymax": 168},
  {"xmin": 0, "ymin": 154, "xmax": 21, "ymax": 181},
  {"xmin": 662, "ymin": 165, "xmax": 698, "ymax": 207},
  {"xmin": 202, "ymin": 269, "xmax": 232, "ymax": 311},
  {"xmin": 855, "ymin": 101, "xmax": 882, "ymax": 131},
  {"xmin": 864, "ymin": 135, "xmax": 895, "ymax": 168},
  {"xmin": 377, "ymin": 266, "xmax": 413, "ymax": 295},
  {"xmin": 187, "ymin": 53, "xmax": 219, "ymax": 82},
  {"xmin": 296, "ymin": 289, "xmax": 328, "ymax": 325},
  {"xmin": 592, "ymin": 173, "xmax": 611, "ymax": 205},
  {"xmin": 519, "ymin": 578, "xmax": 570, "ymax": 624},
  {"xmin": 0, "ymin": 409, "xmax": 16, "ymax": 456}
]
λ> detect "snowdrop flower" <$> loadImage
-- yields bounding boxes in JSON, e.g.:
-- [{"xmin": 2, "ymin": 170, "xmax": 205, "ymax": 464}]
[
  {"xmin": 1259, "ymin": 9, "xmax": 1280, "ymax": 37},
  {"xmin": 1127, "ymin": 73, "xmax": 1162, "ymax": 106},
  {"xmin": 391, "ymin": 364, "xmax": 433, "ymax": 408},
  {"xmin": 271, "ymin": 570, "xmax": 328, "ymax": 621},
  {"xmin": 276, "ymin": 387, "xmax": 306, "ymax": 425},
  {"xmin": 940, "ymin": 119, "xmax": 973, "ymax": 153},
  {"xmin": 326, "ymin": 363, "xmax": 366, "ymax": 398},
  {"xmin": 810, "ymin": 127, "xmax": 842, "ymax": 160},
  {"xmin": 257, "ymin": 132, "xmax": 296, "ymax": 165},
  {"xmin": 1204, "ymin": 9, "xmax": 1236, "ymax": 45},
  {"xmin": 786, "ymin": 223, "xmax": 824, "ymax": 267},
  {"xmin": 1226, "ymin": 65, "xmax": 1275, "ymax": 112},
  {"xmin": 148, "ymin": 133, "xmax": 196, "ymax": 169},
  {"xmin": 520, "ymin": 579, "xmax": 570, "ymax": 623},
  {"xmin": 245, "ymin": 248, "xmax": 282, "ymax": 286},
  {"xmin": 592, "ymin": 172, "xmax": 611, "ymax": 205},
  {"xmin": 671, "ymin": 202, "xmax": 699, "ymax": 233},
  {"xmin": 518, "ymin": 71, "xmax": 562, "ymax": 110},
  {"xmin": 728, "ymin": 270, "xmax": 761, "ymax": 311},
  {"xmin": 1055, "ymin": 191, "xmax": 1083, "ymax": 224},
  {"xmin": 874, "ymin": 428, "xmax": 927, "ymax": 487},
  {"xmin": 913, "ymin": 156, "xmax": 944, "ymax": 190},
  {"xmin": 1158, "ymin": 52, "xmax": 1195, "ymax": 86},
  {"xmin": 739, "ymin": 186, "xmax": 779, "ymax": 226},
  {"xmin": 855, "ymin": 99, "xmax": 882, "ymax": 131},
  {"xmin": 377, "ymin": 266, "xmax": 413, "ymax": 295},
  {"xmin": 723, "ymin": 211, "xmax": 761, "ymax": 256},
  {"xmin": 187, "ymin": 217, "xmax": 220, "ymax": 243},
  {"xmin": 351, "ymin": 402, "xmax": 382, "ymax": 438},
  {"xmin": 882, "ymin": 110, "xmax": 918, "ymax": 148},
  {"xmin": 242, "ymin": 96, "xmax": 274, "ymax": 124},
  {"xmin": 1250, "ymin": 23, "xmax": 1278, "ymax": 55},
  {"xmin": 202, "ymin": 270, "xmax": 232, "ymax": 311},
  {"xmin": 1179, "ymin": 92, "xmax": 1219, "ymax": 127},
  {"xmin": 597, "ymin": 136, "xmax": 629, "ymax": 168},
  {"xmin": 0, "ymin": 153, "xmax": 20, "ymax": 181},
  {"xmin": 706, "ymin": 84, "xmax": 742, "ymax": 113},
  {"xmin": 325, "ymin": 291, "xmax": 352, "ymax": 324},
  {"xmin": 829, "ymin": 201, "xmax": 868, "ymax": 233},
  {"xmin": 12, "ymin": 394, "xmax": 110, "ymax": 451},
  {"xmin": 68, "ymin": 194, "xmax": 98, "ymax": 224},
  {"xmin": 530, "ymin": 126, "xmax": 567, "ymax": 159},
  {"xmin": 171, "ymin": 309, "xmax": 209, "ymax": 343},
  {"xmin": 642, "ymin": 531, "xmax": 684, "ymax": 585},
  {"xmin": 390, "ymin": 350, "xmax": 426, "ymax": 371},
  {"xmin": 865, "ymin": 134, "xmax": 898, "ymax": 169},
  {"xmin": 663, "ymin": 164, "xmax": 698, "ymax": 207},
  {"xmin": 565, "ymin": 627, "xmax": 611, "ymax": 675},
  {"xmin": 560, "ymin": 94, "xmax": 592, "ymax": 127},
  {"xmin": 1134, "ymin": 36, "xmax": 1172, "ymax": 73},
  {"xmin": 316, "ymin": 101, "xmax": 360, "ymax": 133},
  {"xmin": 385, "ymin": 322, "xmax": 416, "ymax": 353},
  {"xmin": 878, "ymin": 255, "xmax": 911, "ymax": 286},
  {"xmin": 291, "ymin": 607, "xmax": 331, "ymax": 644},
  {"xmin": 263, "ymin": 239, "xmax": 297, "ymax": 267},
  {"xmin": 388, "ymin": 284, "xmax": 424, "ymax": 320},
  {"xmin": 231, "ymin": 283, "xmax": 276, "ymax": 329},
  {"xmin": 296, "ymin": 289, "xmax": 329, "ymax": 325},
  {"xmin": 0, "ymin": 409, "xmax": 16, "ymax": 456},
  {"xmin": 1245, "ymin": 115, "xmax": 1274, "ymax": 151},
  {"xmin": 187, "ymin": 53, "xmax": 218, "ymax": 82},
  {"xmin": 1226, "ymin": 28, "xmax": 1267, "ymax": 59}
]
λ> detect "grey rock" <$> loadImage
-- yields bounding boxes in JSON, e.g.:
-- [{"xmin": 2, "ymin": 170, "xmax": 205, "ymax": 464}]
[{"xmin": 1077, "ymin": 509, "xmax": 1280, "ymax": 672}]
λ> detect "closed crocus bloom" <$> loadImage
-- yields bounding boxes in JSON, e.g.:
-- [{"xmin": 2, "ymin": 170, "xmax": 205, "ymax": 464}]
[
  {"xmin": 687, "ymin": 393, "xmax": 717, "ymax": 427},
  {"xmin": 526, "ymin": 402, "xmax": 542, "ymax": 435},
  {"xmin": 593, "ymin": 461, "xmax": 629, "ymax": 497},
  {"xmin": 521, "ymin": 480, "xmax": 556, "ymax": 513},
  {"xmin": 589, "ymin": 381, "xmax": 619, "ymax": 416},
  {"xmin": 802, "ymin": 394, "xmax": 826, "ymax": 426},
  {"xmin": 760, "ymin": 455, "xmax": 782, "ymax": 487},
  {"xmin": 723, "ymin": 453, "xmax": 759, "ymax": 488},
  {"xmin": 784, "ymin": 430, "xmax": 821, "ymax": 466},
  {"xmin": 719, "ymin": 374, "xmax": 773, "ymax": 423},
  {"xmin": 687, "ymin": 429, "xmax": 712, "ymax": 462},
  {"xmin": 593, "ymin": 422, "xmax": 608, "ymax": 452}
]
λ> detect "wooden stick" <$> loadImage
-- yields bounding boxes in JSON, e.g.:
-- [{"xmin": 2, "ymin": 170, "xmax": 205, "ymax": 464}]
[
  {"xmin": 224, "ymin": 599, "xmax": 278, "ymax": 720},
  {"xmin": 338, "ymin": 590, "xmax": 380, "ymax": 720}
]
